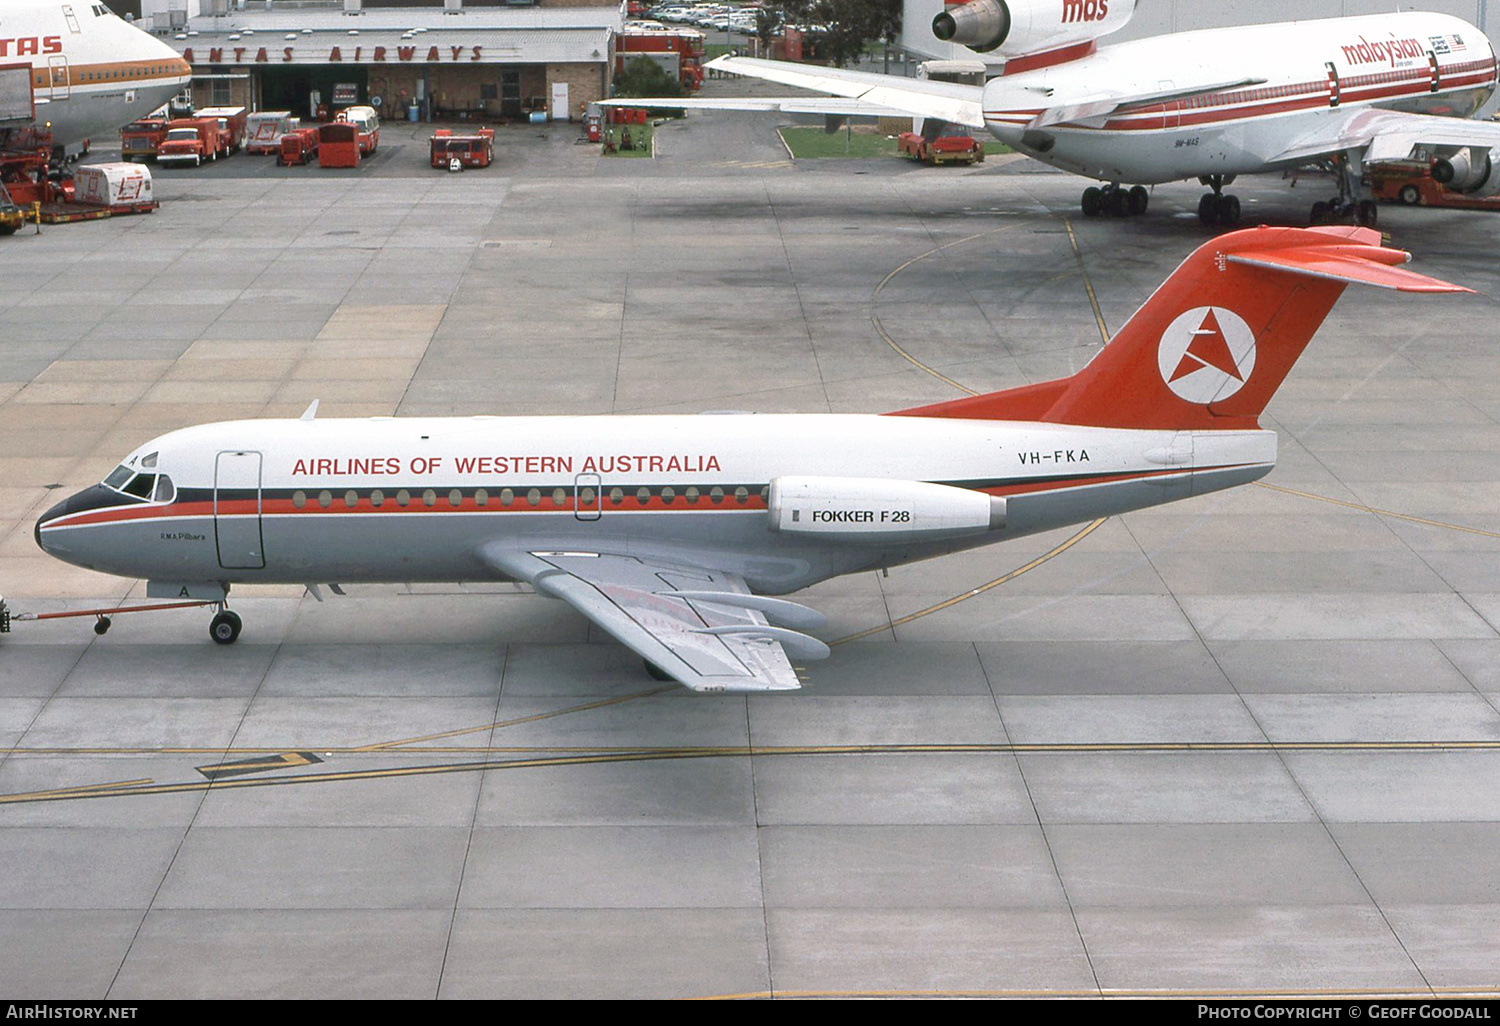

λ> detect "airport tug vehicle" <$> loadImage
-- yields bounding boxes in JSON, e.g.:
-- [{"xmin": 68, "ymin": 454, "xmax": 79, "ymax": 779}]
[{"xmin": 28, "ymin": 227, "xmax": 1467, "ymax": 693}]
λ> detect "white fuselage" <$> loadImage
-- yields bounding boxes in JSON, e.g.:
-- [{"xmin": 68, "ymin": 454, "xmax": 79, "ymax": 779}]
[
  {"xmin": 7, "ymin": 2, "xmax": 191, "ymax": 148},
  {"xmin": 36, "ymin": 414, "xmax": 1274, "ymax": 596},
  {"xmin": 982, "ymin": 12, "xmax": 1498, "ymax": 183}
]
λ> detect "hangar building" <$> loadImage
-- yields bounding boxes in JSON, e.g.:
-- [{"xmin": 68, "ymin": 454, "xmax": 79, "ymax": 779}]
[{"xmin": 140, "ymin": 0, "xmax": 622, "ymax": 123}]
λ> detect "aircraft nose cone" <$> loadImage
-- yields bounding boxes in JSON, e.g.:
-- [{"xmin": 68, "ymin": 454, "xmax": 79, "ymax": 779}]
[{"xmin": 34, "ymin": 496, "xmax": 70, "ymax": 552}]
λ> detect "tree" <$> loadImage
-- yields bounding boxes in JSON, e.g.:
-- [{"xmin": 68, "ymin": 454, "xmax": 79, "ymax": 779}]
[
  {"xmin": 774, "ymin": 0, "xmax": 902, "ymax": 68},
  {"xmin": 612, "ymin": 55, "xmax": 687, "ymax": 99}
]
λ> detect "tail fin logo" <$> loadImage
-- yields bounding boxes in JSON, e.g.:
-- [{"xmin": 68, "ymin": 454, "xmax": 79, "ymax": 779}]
[{"xmin": 1156, "ymin": 306, "xmax": 1256, "ymax": 405}]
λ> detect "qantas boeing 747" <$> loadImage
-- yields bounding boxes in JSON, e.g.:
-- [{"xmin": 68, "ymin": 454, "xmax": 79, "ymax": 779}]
[
  {"xmin": 615, "ymin": 0, "xmax": 1500, "ymax": 226},
  {"xmin": 5, "ymin": 1, "xmax": 191, "ymax": 152},
  {"xmin": 32, "ymin": 227, "xmax": 1466, "ymax": 693}
]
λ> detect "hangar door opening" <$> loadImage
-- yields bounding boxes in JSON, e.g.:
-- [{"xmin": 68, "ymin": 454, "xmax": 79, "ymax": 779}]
[
  {"xmin": 257, "ymin": 65, "xmax": 369, "ymax": 118},
  {"xmin": 215, "ymin": 451, "xmax": 265, "ymax": 570}
]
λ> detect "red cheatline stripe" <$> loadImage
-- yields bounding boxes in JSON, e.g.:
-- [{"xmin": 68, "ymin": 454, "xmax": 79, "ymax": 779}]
[
  {"xmin": 42, "ymin": 465, "xmax": 1265, "ymax": 532},
  {"xmin": 986, "ymin": 64, "xmax": 1497, "ymax": 133},
  {"xmin": 43, "ymin": 494, "xmax": 774, "ymax": 529}
]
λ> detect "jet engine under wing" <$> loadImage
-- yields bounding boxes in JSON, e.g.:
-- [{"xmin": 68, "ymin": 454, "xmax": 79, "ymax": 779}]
[
  {"xmin": 478, "ymin": 547, "xmax": 829, "ymax": 693},
  {"xmin": 693, "ymin": 55, "xmax": 987, "ymax": 128},
  {"xmin": 1268, "ymin": 106, "xmax": 1500, "ymax": 166}
]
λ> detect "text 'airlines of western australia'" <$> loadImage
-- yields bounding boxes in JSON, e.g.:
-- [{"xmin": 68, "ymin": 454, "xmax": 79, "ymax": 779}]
[
  {"xmin": 5, "ymin": 2, "xmax": 190, "ymax": 148},
  {"xmin": 34, "ymin": 227, "xmax": 1470, "ymax": 694},
  {"xmin": 621, "ymin": 0, "xmax": 1500, "ymax": 225}
]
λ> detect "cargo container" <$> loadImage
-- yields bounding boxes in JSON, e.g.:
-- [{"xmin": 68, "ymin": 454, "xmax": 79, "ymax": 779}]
[
  {"xmin": 74, "ymin": 163, "xmax": 156, "ymax": 211},
  {"xmin": 245, "ymin": 111, "xmax": 294, "ymax": 155}
]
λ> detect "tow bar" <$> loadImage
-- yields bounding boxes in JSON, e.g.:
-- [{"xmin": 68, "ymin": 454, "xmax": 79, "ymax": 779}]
[{"xmin": 10, "ymin": 599, "xmax": 217, "ymax": 636}]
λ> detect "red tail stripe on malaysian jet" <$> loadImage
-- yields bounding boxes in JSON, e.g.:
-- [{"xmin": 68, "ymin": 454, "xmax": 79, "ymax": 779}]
[{"xmin": 892, "ymin": 225, "xmax": 1468, "ymax": 431}]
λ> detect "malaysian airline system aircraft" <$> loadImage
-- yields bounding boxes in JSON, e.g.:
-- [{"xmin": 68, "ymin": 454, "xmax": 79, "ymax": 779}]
[
  {"xmin": 623, "ymin": 0, "xmax": 1500, "ymax": 226},
  {"xmin": 32, "ymin": 227, "xmax": 1467, "ymax": 694},
  {"xmin": 3, "ymin": 1, "xmax": 191, "ymax": 150}
]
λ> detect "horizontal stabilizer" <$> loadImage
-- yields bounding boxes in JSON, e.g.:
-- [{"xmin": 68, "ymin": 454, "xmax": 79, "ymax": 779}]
[{"xmin": 1225, "ymin": 231, "xmax": 1471, "ymax": 293}]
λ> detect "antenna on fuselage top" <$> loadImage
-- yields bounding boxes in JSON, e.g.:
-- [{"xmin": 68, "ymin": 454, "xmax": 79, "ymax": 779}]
[{"xmin": 300, "ymin": 400, "xmax": 319, "ymax": 421}]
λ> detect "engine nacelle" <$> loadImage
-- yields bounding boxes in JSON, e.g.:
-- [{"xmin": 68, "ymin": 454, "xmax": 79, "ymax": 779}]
[
  {"xmin": 931, "ymin": 0, "xmax": 1135, "ymax": 57},
  {"xmin": 1432, "ymin": 147, "xmax": 1500, "ymax": 196},
  {"xmin": 768, "ymin": 476, "xmax": 1005, "ymax": 545}
]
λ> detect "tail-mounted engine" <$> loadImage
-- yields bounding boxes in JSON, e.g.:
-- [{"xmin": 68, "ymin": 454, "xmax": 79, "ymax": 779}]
[
  {"xmin": 1432, "ymin": 147, "xmax": 1500, "ymax": 197},
  {"xmin": 932, "ymin": 0, "xmax": 1135, "ymax": 57},
  {"xmin": 768, "ymin": 476, "xmax": 1005, "ymax": 545}
]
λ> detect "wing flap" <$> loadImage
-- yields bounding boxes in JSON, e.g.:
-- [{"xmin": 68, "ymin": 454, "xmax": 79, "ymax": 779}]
[
  {"xmin": 690, "ymin": 55, "xmax": 985, "ymax": 128},
  {"xmin": 479, "ymin": 546, "xmax": 820, "ymax": 693},
  {"xmin": 1269, "ymin": 107, "xmax": 1500, "ymax": 167}
]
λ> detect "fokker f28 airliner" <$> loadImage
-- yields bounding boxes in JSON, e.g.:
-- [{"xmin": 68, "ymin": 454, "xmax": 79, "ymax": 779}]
[
  {"xmin": 34, "ymin": 227, "xmax": 1464, "ymax": 693},
  {"xmin": 617, "ymin": 0, "xmax": 1500, "ymax": 227},
  {"xmin": 3, "ymin": 1, "xmax": 190, "ymax": 151}
]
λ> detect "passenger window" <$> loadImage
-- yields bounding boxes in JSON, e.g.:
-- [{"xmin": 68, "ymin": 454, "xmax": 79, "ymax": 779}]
[
  {"xmin": 344, "ymin": 490, "xmax": 358, "ymax": 508},
  {"xmin": 153, "ymin": 475, "xmax": 175, "ymax": 503},
  {"xmin": 371, "ymin": 490, "xmax": 385, "ymax": 508},
  {"xmin": 661, "ymin": 486, "xmax": 676, "ymax": 504},
  {"xmin": 422, "ymin": 489, "xmax": 437, "ymax": 508},
  {"xmin": 318, "ymin": 490, "xmax": 333, "ymax": 508},
  {"xmin": 448, "ymin": 489, "xmax": 462, "ymax": 507},
  {"xmin": 527, "ymin": 488, "xmax": 541, "ymax": 507},
  {"xmin": 475, "ymin": 488, "xmax": 489, "ymax": 507},
  {"xmin": 293, "ymin": 490, "xmax": 307, "ymax": 508},
  {"xmin": 123, "ymin": 474, "xmax": 156, "ymax": 499},
  {"xmin": 551, "ymin": 487, "xmax": 567, "ymax": 506},
  {"xmin": 609, "ymin": 487, "xmax": 624, "ymax": 505},
  {"xmin": 500, "ymin": 488, "xmax": 514, "ymax": 506},
  {"xmin": 397, "ymin": 489, "xmax": 411, "ymax": 507}
]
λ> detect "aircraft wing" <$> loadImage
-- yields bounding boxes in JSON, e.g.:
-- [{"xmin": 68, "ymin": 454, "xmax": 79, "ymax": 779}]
[
  {"xmin": 621, "ymin": 55, "xmax": 986, "ymax": 128},
  {"xmin": 599, "ymin": 96, "xmax": 911, "ymax": 117},
  {"xmin": 1027, "ymin": 78, "xmax": 1269, "ymax": 129},
  {"xmin": 1269, "ymin": 107, "xmax": 1500, "ymax": 166},
  {"xmin": 478, "ymin": 547, "xmax": 830, "ymax": 693}
]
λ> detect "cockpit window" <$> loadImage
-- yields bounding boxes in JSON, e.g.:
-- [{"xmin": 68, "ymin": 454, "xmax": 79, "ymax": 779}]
[
  {"xmin": 141, "ymin": 452, "xmax": 158, "ymax": 469},
  {"xmin": 153, "ymin": 475, "xmax": 175, "ymax": 503},
  {"xmin": 103, "ymin": 465, "xmax": 133, "ymax": 490},
  {"xmin": 122, "ymin": 474, "xmax": 156, "ymax": 499}
]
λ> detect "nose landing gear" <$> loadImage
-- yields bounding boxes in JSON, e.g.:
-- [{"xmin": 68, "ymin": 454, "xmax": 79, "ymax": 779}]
[
  {"xmin": 1081, "ymin": 183, "xmax": 1149, "ymax": 217},
  {"xmin": 1197, "ymin": 176, "xmax": 1241, "ymax": 227},
  {"xmin": 209, "ymin": 607, "xmax": 243, "ymax": 645}
]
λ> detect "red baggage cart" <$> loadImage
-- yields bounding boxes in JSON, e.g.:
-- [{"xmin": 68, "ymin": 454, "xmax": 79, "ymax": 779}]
[{"xmin": 317, "ymin": 122, "xmax": 360, "ymax": 169}]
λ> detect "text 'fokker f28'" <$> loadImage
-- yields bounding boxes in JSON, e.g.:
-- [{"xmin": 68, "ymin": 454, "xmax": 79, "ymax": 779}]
[{"xmin": 34, "ymin": 227, "xmax": 1466, "ymax": 693}]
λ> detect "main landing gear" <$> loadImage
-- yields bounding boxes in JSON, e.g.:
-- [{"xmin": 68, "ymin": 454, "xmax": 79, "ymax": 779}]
[
  {"xmin": 1310, "ymin": 197, "xmax": 1379, "ymax": 227},
  {"xmin": 1197, "ymin": 175, "xmax": 1241, "ymax": 227},
  {"xmin": 1308, "ymin": 153, "xmax": 1379, "ymax": 226},
  {"xmin": 1081, "ymin": 183, "xmax": 1149, "ymax": 218}
]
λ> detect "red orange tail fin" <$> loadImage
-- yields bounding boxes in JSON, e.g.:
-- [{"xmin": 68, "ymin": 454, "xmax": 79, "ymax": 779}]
[{"xmin": 895, "ymin": 226, "xmax": 1466, "ymax": 430}]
